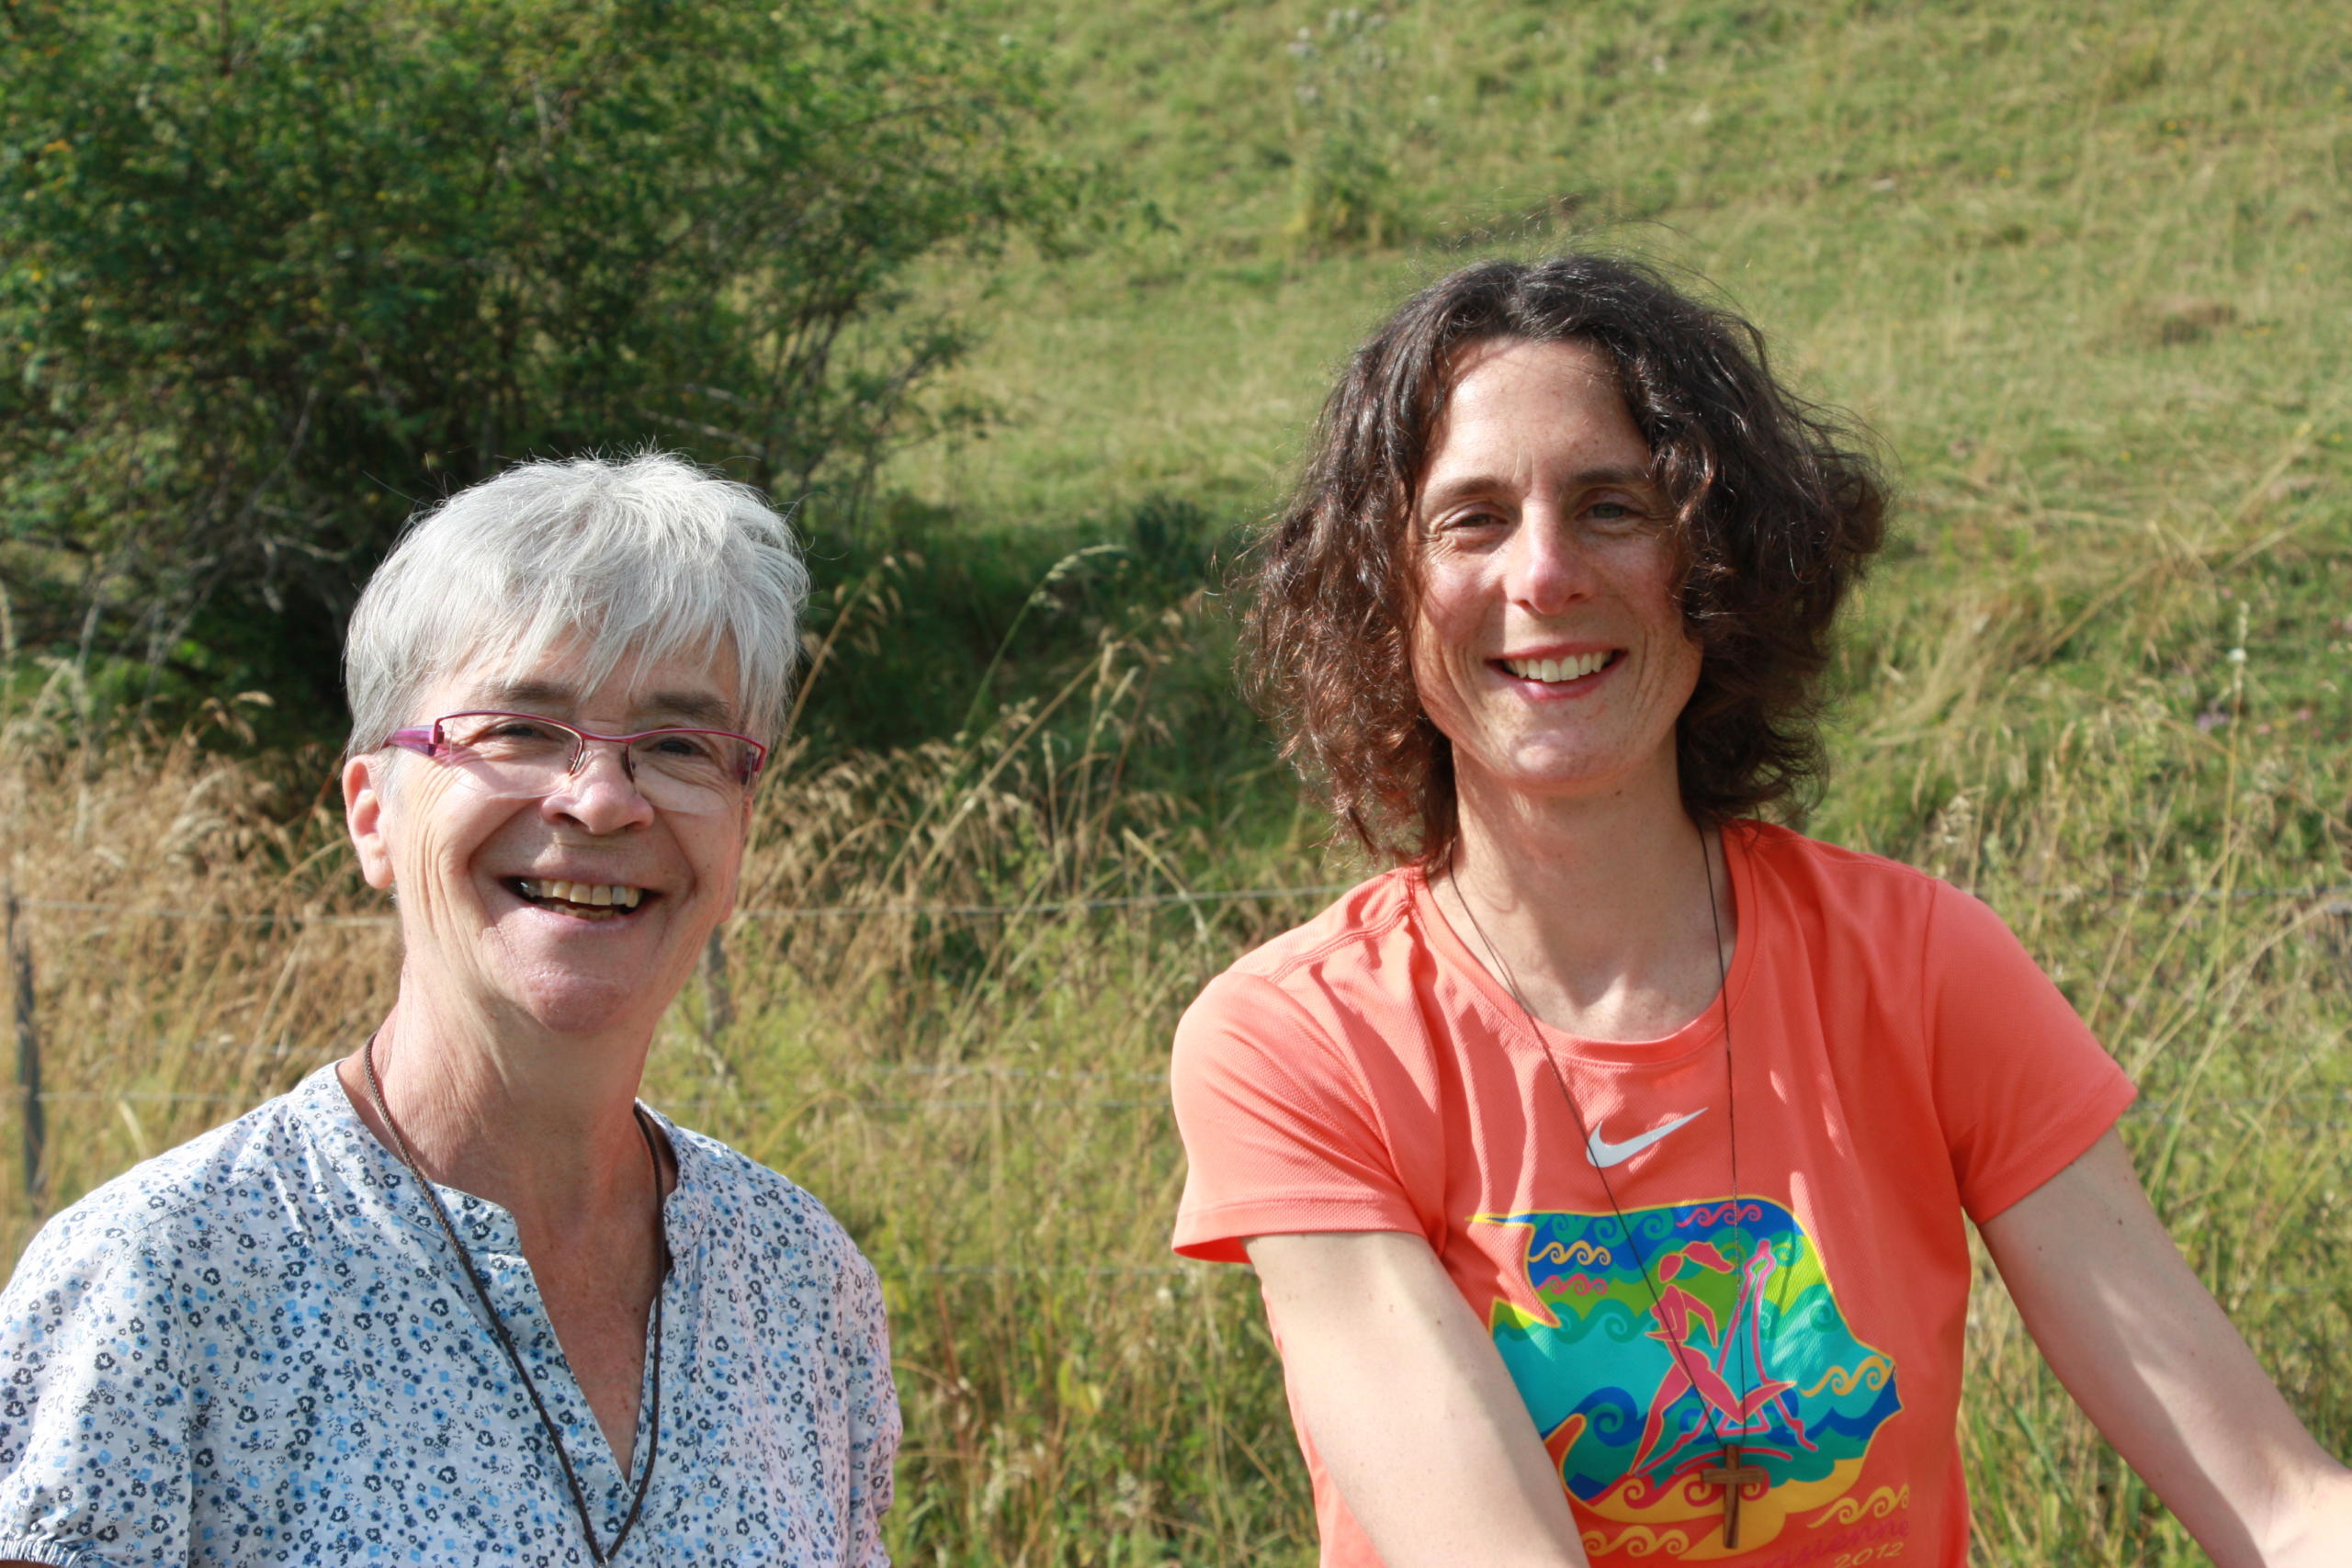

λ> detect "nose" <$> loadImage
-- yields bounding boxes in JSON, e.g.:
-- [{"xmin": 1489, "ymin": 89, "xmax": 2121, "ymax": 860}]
[
  {"xmin": 1505, "ymin": 510, "xmax": 1595, "ymax": 616},
  {"xmin": 541, "ymin": 739, "xmax": 657, "ymax": 834}
]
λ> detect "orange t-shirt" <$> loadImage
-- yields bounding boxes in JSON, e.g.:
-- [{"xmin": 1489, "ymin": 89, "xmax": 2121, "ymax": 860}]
[{"xmin": 1169, "ymin": 822, "xmax": 2135, "ymax": 1567}]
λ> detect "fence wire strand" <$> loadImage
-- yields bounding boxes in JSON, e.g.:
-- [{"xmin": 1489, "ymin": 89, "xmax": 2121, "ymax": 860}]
[{"xmin": 16, "ymin": 880, "xmax": 2352, "ymax": 930}]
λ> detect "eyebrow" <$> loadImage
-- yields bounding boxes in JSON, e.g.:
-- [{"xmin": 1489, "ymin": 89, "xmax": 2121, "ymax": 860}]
[
  {"xmin": 1419, "ymin": 465, "xmax": 1658, "ymax": 511},
  {"xmin": 469, "ymin": 679, "xmax": 737, "ymax": 730}
]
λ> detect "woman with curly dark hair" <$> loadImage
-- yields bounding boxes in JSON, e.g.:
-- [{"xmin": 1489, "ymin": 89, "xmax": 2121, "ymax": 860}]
[{"xmin": 1167, "ymin": 254, "xmax": 2350, "ymax": 1568}]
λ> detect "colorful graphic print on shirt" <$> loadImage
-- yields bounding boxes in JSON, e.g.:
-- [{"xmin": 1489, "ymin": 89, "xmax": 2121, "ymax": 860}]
[{"xmin": 1476, "ymin": 1197, "xmax": 1901, "ymax": 1560}]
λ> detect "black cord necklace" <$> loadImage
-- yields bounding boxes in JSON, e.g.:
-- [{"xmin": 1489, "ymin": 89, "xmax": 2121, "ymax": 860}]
[
  {"xmin": 1447, "ymin": 823, "xmax": 1768, "ymax": 1550},
  {"xmin": 363, "ymin": 1032, "xmax": 669, "ymax": 1563}
]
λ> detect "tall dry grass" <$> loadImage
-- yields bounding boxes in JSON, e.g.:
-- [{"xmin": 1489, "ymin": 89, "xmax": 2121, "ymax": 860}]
[{"xmin": 0, "ymin": 692, "xmax": 395, "ymax": 1254}]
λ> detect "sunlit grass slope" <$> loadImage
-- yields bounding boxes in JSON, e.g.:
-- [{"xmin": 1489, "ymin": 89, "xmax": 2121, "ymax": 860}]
[{"xmin": 3, "ymin": 0, "xmax": 2349, "ymax": 1563}]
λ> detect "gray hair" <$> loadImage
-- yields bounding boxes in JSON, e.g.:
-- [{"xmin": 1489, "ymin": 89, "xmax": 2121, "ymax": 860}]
[{"xmin": 344, "ymin": 453, "xmax": 809, "ymax": 759}]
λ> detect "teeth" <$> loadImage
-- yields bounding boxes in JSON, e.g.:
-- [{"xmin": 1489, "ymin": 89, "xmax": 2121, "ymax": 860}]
[
  {"xmin": 1504, "ymin": 651, "xmax": 1613, "ymax": 682},
  {"xmin": 518, "ymin": 879, "xmax": 644, "ymax": 909}
]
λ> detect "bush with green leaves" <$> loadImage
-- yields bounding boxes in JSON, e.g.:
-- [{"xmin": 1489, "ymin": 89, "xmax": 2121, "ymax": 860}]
[{"xmin": 0, "ymin": 0, "xmax": 1067, "ymax": 718}]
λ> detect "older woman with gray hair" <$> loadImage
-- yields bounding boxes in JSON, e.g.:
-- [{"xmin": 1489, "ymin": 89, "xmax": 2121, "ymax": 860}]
[{"xmin": 0, "ymin": 455, "xmax": 898, "ymax": 1566}]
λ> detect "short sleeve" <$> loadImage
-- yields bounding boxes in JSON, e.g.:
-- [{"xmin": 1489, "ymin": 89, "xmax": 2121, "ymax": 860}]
[
  {"xmin": 1169, "ymin": 970, "xmax": 1423, "ymax": 1263},
  {"xmin": 0, "ymin": 1212, "xmax": 193, "ymax": 1568},
  {"xmin": 1923, "ymin": 882, "xmax": 2137, "ymax": 1222}
]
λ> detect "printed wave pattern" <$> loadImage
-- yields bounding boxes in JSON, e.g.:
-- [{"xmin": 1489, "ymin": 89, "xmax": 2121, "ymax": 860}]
[{"xmin": 1478, "ymin": 1197, "xmax": 1902, "ymax": 1557}]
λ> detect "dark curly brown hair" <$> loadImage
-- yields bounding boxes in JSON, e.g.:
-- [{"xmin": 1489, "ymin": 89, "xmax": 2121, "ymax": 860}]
[{"xmin": 1242, "ymin": 252, "xmax": 1889, "ymax": 866}]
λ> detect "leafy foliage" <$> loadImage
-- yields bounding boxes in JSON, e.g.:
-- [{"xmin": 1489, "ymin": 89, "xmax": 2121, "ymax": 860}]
[{"xmin": 0, "ymin": 0, "xmax": 1067, "ymax": 714}]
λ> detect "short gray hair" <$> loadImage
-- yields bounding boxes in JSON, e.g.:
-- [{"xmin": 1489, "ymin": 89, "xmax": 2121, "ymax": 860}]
[{"xmin": 345, "ymin": 453, "xmax": 809, "ymax": 759}]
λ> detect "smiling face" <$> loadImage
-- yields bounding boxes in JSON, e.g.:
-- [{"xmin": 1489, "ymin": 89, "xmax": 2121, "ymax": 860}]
[
  {"xmin": 1409, "ymin": 336, "xmax": 1702, "ymax": 814},
  {"xmin": 343, "ymin": 643, "xmax": 752, "ymax": 1043}
]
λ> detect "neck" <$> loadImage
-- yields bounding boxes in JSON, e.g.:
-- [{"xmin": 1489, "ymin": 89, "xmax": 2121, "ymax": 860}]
[
  {"xmin": 338, "ymin": 984, "xmax": 663, "ymax": 1239},
  {"xmin": 1436, "ymin": 766, "xmax": 1734, "ymax": 1040}
]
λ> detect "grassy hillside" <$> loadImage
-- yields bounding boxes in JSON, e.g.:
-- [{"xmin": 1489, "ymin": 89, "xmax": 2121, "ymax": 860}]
[{"xmin": 5, "ymin": 0, "xmax": 2350, "ymax": 1563}]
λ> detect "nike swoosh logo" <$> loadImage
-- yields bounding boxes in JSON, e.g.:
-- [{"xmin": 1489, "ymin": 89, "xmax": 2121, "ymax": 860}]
[{"xmin": 1586, "ymin": 1109, "xmax": 1709, "ymax": 1168}]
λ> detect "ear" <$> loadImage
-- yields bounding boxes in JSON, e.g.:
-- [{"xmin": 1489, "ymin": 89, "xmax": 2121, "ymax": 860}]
[{"xmin": 343, "ymin": 752, "xmax": 398, "ymax": 893}]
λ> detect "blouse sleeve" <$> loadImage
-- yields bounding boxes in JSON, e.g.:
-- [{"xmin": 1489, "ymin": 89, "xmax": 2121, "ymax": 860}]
[
  {"xmin": 1169, "ymin": 970, "xmax": 1424, "ymax": 1263},
  {"xmin": 1922, "ymin": 880, "xmax": 2138, "ymax": 1222},
  {"xmin": 836, "ymin": 1248, "xmax": 899, "ymax": 1568},
  {"xmin": 0, "ymin": 1210, "xmax": 194, "ymax": 1568}
]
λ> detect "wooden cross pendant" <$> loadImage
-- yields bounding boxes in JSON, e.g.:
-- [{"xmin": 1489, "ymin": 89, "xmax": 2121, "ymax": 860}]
[{"xmin": 1699, "ymin": 1443, "xmax": 1770, "ymax": 1550}]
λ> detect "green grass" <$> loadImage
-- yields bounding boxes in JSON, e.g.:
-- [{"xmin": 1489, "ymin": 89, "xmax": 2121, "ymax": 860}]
[{"xmin": 5, "ymin": 0, "xmax": 2351, "ymax": 1562}]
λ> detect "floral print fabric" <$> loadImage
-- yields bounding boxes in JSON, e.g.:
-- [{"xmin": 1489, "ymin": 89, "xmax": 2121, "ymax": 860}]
[{"xmin": 0, "ymin": 1065, "xmax": 898, "ymax": 1566}]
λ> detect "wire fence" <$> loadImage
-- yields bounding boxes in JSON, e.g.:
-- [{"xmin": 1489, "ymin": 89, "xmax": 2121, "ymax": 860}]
[
  {"xmin": 25, "ymin": 1079, "xmax": 2352, "ymax": 1116},
  {"xmin": 12, "ymin": 878, "xmax": 2352, "ymax": 930},
  {"xmin": 29, "ymin": 1063, "xmax": 1179, "ymax": 1107},
  {"xmin": 6, "ymin": 883, "xmax": 1368, "ymax": 929}
]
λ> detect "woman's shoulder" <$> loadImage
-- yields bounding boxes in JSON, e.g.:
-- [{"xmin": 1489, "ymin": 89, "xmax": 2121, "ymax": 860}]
[
  {"xmin": 1735, "ymin": 819, "xmax": 1953, "ymax": 921},
  {"xmin": 1175, "ymin": 865, "xmax": 1436, "ymax": 1084},
  {"xmin": 1735, "ymin": 820, "xmax": 2040, "ymax": 992},
  {"xmin": 654, "ymin": 1121, "xmax": 877, "ymax": 1278},
  {"xmin": 1736, "ymin": 818, "xmax": 1931, "ymax": 881},
  {"xmin": 4, "ymin": 1073, "xmax": 334, "ymax": 1299},
  {"xmin": 1207, "ymin": 865, "xmax": 1424, "ymax": 996}
]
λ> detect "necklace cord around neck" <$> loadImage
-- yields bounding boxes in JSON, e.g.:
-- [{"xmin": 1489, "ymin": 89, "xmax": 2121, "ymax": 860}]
[
  {"xmin": 362, "ymin": 1032, "xmax": 669, "ymax": 1564},
  {"xmin": 1700, "ymin": 826, "xmax": 1756, "ymax": 1416},
  {"xmin": 1445, "ymin": 821, "xmax": 1753, "ymax": 1456}
]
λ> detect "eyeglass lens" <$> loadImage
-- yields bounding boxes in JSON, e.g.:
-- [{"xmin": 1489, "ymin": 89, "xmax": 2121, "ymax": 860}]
[{"xmin": 435, "ymin": 714, "xmax": 753, "ymax": 814}]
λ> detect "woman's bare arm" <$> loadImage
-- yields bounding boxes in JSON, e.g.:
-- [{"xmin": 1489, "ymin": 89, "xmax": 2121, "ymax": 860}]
[
  {"xmin": 1981, "ymin": 1129, "xmax": 2352, "ymax": 1566},
  {"xmin": 1244, "ymin": 1230, "xmax": 1592, "ymax": 1568}
]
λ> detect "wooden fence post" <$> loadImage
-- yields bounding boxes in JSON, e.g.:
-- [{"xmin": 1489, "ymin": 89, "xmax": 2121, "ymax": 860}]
[
  {"xmin": 701, "ymin": 926, "xmax": 736, "ymax": 1042},
  {"xmin": 4, "ymin": 891, "xmax": 45, "ymax": 1213}
]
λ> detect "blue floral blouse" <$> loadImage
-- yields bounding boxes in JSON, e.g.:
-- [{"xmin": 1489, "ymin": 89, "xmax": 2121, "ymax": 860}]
[{"xmin": 0, "ymin": 1065, "xmax": 899, "ymax": 1565}]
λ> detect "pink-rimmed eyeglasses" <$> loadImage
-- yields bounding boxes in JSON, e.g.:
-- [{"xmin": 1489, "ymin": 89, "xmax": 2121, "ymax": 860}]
[{"xmin": 383, "ymin": 711, "xmax": 768, "ymax": 815}]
